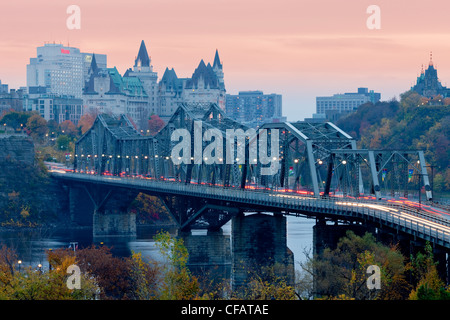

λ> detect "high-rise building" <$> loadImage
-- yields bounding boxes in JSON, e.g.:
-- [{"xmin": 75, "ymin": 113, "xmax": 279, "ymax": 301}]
[
  {"xmin": 27, "ymin": 43, "xmax": 83, "ymax": 98},
  {"xmin": 82, "ymin": 52, "xmax": 107, "ymax": 84},
  {"xmin": 225, "ymin": 91, "xmax": 284, "ymax": 128},
  {"xmin": 26, "ymin": 43, "xmax": 107, "ymax": 99},
  {"xmin": 314, "ymin": 87, "xmax": 381, "ymax": 120}
]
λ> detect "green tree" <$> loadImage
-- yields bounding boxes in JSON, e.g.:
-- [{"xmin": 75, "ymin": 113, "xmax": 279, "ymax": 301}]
[
  {"xmin": 56, "ymin": 135, "xmax": 71, "ymax": 152},
  {"xmin": 154, "ymin": 231, "xmax": 199, "ymax": 299},
  {"xmin": 0, "ymin": 111, "xmax": 31, "ymax": 131},
  {"xmin": 409, "ymin": 242, "xmax": 450, "ymax": 300}
]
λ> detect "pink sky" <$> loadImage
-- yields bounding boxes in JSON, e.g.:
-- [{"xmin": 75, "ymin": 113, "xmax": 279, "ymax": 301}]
[{"xmin": 1, "ymin": 0, "xmax": 450, "ymax": 120}]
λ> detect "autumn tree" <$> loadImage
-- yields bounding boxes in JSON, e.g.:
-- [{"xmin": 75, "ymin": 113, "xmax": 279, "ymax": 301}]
[
  {"xmin": 128, "ymin": 251, "xmax": 160, "ymax": 299},
  {"xmin": 130, "ymin": 193, "xmax": 173, "ymax": 225},
  {"xmin": 298, "ymin": 231, "xmax": 411, "ymax": 300},
  {"xmin": 239, "ymin": 263, "xmax": 296, "ymax": 300},
  {"xmin": 154, "ymin": 231, "xmax": 199, "ymax": 299},
  {"xmin": 77, "ymin": 110, "xmax": 98, "ymax": 134},
  {"xmin": 58, "ymin": 120, "xmax": 78, "ymax": 138},
  {"xmin": 26, "ymin": 113, "xmax": 49, "ymax": 142},
  {"xmin": 148, "ymin": 114, "xmax": 165, "ymax": 136},
  {"xmin": 0, "ymin": 245, "xmax": 97, "ymax": 300}
]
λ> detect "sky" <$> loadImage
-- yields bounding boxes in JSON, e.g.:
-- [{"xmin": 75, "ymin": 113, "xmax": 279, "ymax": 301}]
[{"xmin": 2, "ymin": 0, "xmax": 450, "ymax": 121}]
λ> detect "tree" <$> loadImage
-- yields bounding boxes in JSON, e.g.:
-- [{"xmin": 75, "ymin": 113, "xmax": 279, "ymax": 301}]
[
  {"xmin": 154, "ymin": 231, "xmax": 199, "ymax": 299},
  {"xmin": 0, "ymin": 245, "xmax": 97, "ymax": 300},
  {"xmin": 409, "ymin": 242, "xmax": 450, "ymax": 300},
  {"xmin": 240, "ymin": 264, "xmax": 296, "ymax": 300},
  {"xmin": 128, "ymin": 251, "xmax": 160, "ymax": 299},
  {"xmin": 26, "ymin": 114, "xmax": 48, "ymax": 142},
  {"xmin": 56, "ymin": 135, "xmax": 71, "ymax": 152},
  {"xmin": 148, "ymin": 115, "xmax": 165, "ymax": 136},
  {"xmin": 298, "ymin": 231, "xmax": 411, "ymax": 300},
  {"xmin": 70, "ymin": 245, "xmax": 132, "ymax": 300},
  {"xmin": 78, "ymin": 110, "xmax": 98, "ymax": 134},
  {"xmin": 0, "ymin": 111, "xmax": 31, "ymax": 131},
  {"xmin": 58, "ymin": 120, "xmax": 77, "ymax": 138}
]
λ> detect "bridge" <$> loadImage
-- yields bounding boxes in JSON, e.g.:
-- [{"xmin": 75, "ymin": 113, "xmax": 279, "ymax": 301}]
[{"xmin": 51, "ymin": 103, "xmax": 449, "ymax": 252}]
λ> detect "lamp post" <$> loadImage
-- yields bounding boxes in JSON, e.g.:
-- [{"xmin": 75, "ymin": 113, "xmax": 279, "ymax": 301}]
[{"xmin": 18, "ymin": 260, "xmax": 22, "ymax": 272}]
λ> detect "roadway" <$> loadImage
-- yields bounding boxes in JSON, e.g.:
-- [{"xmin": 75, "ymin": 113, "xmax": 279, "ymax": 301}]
[{"xmin": 49, "ymin": 168, "xmax": 450, "ymax": 249}]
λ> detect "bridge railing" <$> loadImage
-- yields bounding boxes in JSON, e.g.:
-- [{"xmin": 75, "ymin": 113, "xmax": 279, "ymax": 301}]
[{"xmin": 54, "ymin": 172, "xmax": 450, "ymax": 248}]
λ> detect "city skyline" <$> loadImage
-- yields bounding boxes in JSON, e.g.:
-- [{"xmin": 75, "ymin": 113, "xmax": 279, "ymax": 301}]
[{"xmin": 2, "ymin": 0, "xmax": 450, "ymax": 121}]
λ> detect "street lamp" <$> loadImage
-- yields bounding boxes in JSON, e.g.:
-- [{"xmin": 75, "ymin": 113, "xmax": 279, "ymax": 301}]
[{"xmin": 18, "ymin": 260, "xmax": 22, "ymax": 272}]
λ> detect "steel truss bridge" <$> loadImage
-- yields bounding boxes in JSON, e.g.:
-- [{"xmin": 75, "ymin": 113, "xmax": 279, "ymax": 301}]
[{"xmin": 52, "ymin": 103, "xmax": 450, "ymax": 249}]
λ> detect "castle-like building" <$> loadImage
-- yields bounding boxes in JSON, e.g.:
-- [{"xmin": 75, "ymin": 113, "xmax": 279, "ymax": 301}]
[
  {"xmin": 411, "ymin": 52, "xmax": 450, "ymax": 98},
  {"xmin": 83, "ymin": 40, "xmax": 226, "ymax": 126},
  {"xmin": 158, "ymin": 49, "xmax": 225, "ymax": 121}
]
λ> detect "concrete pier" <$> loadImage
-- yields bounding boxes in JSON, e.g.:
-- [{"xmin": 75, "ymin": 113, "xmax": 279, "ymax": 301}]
[{"xmin": 231, "ymin": 213, "xmax": 294, "ymax": 292}]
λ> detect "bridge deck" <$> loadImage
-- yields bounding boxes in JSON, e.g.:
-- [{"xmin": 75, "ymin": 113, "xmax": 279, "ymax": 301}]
[{"xmin": 52, "ymin": 172, "xmax": 450, "ymax": 249}]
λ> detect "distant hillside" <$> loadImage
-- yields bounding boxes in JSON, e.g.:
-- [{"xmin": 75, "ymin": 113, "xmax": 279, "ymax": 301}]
[{"xmin": 336, "ymin": 90, "xmax": 450, "ymax": 194}]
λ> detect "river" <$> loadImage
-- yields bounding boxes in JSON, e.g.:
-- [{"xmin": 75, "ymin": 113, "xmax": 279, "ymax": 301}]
[{"xmin": 0, "ymin": 215, "xmax": 316, "ymax": 275}]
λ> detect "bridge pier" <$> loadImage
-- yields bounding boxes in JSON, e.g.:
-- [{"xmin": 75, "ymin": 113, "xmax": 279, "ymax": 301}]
[
  {"xmin": 68, "ymin": 183, "xmax": 138, "ymax": 237},
  {"xmin": 231, "ymin": 213, "xmax": 294, "ymax": 294},
  {"xmin": 313, "ymin": 219, "xmax": 374, "ymax": 255},
  {"xmin": 180, "ymin": 229, "xmax": 231, "ymax": 292}
]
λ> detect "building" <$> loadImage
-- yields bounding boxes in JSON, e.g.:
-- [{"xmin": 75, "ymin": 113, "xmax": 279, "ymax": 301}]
[
  {"xmin": 158, "ymin": 67, "xmax": 187, "ymax": 121},
  {"xmin": 83, "ymin": 55, "xmax": 149, "ymax": 129},
  {"xmin": 26, "ymin": 43, "xmax": 107, "ymax": 99},
  {"xmin": 123, "ymin": 40, "xmax": 159, "ymax": 116},
  {"xmin": 158, "ymin": 49, "xmax": 226, "ymax": 122},
  {"xmin": 82, "ymin": 52, "xmax": 107, "ymax": 84},
  {"xmin": 225, "ymin": 91, "xmax": 284, "ymax": 128},
  {"xmin": 0, "ymin": 85, "xmax": 25, "ymax": 114},
  {"xmin": 23, "ymin": 88, "xmax": 83, "ymax": 124},
  {"xmin": 0, "ymin": 80, "xmax": 8, "ymax": 94},
  {"xmin": 411, "ymin": 52, "xmax": 450, "ymax": 98},
  {"xmin": 314, "ymin": 87, "xmax": 381, "ymax": 121}
]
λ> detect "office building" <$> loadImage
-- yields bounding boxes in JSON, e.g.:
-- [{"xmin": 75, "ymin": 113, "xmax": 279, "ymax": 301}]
[
  {"xmin": 27, "ymin": 43, "xmax": 107, "ymax": 99},
  {"xmin": 225, "ymin": 91, "xmax": 284, "ymax": 128},
  {"xmin": 315, "ymin": 87, "xmax": 381, "ymax": 120}
]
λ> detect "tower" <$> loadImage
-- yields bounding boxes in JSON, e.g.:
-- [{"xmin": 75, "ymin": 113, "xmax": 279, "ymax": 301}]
[
  {"xmin": 212, "ymin": 49, "xmax": 225, "ymax": 90},
  {"xmin": 134, "ymin": 40, "xmax": 152, "ymax": 72},
  {"xmin": 125, "ymin": 40, "xmax": 159, "ymax": 119}
]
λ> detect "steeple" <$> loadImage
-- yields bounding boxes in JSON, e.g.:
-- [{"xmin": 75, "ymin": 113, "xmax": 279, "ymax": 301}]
[
  {"xmin": 89, "ymin": 53, "xmax": 99, "ymax": 75},
  {"xmin": 429, "ymin": 51, "xmax": 434, "ymax": 67},
  {"xmin": 134, "ymin": 40, "xmax": 150, "ymax": 68},
  {"xmin": 213, "ymin": 49, "xmax": 222, "ymax": 69}
]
